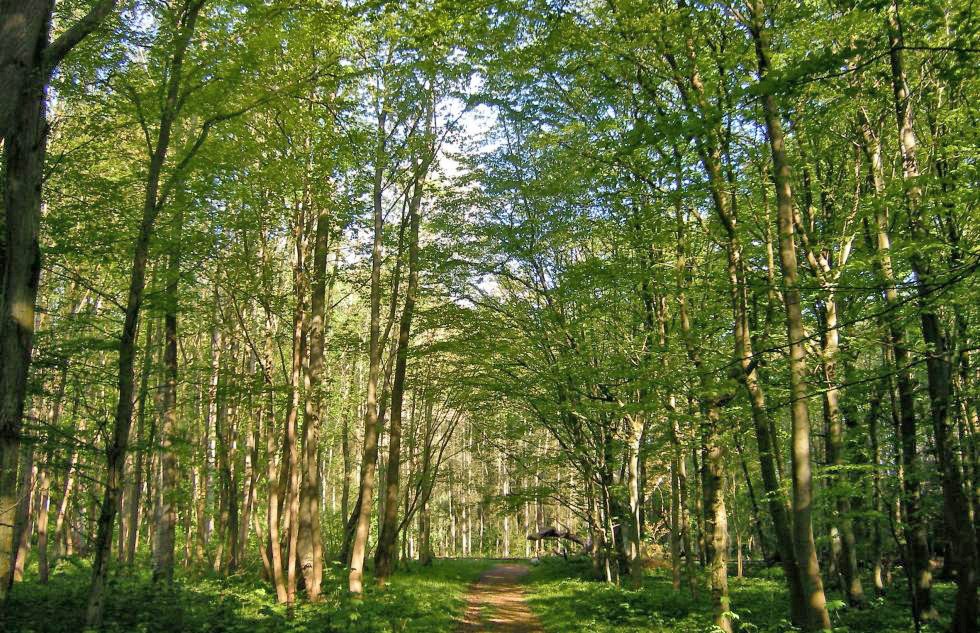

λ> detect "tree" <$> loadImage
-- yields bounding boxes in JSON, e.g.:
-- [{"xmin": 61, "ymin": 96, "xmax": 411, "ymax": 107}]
[
  {"xmin": 0, "ymin": 0, "xmax": 117, "ymax": 598},
  {"xmin": 87, "ymin": 1, "xmax": 208, "ymax": 623}
]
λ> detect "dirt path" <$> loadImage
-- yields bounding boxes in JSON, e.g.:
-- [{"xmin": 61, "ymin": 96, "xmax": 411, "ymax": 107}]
[{"xmin": 457, "ymin": 563, "xmax": 544, "ymax": 633}]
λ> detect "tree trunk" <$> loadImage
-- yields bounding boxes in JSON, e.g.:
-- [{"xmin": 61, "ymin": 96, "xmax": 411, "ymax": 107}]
[
  {"xmin": 749, "ymin": 3, "xmax": 830, "ymax": 629},
  {"xmin": 866, "ymin": 383, "xmax": 886, "ymax": 596},
  {"xmin": 239, "ymin": 402, "xmax": 258, "ymax": 563},
  {"xmin": 624, "ymin": 414, "xmax": 644, "ymax": 586},
  {"xmin": 702, "ymin": 404, "xmax": 731, "ymax": 633},
  {"xmin": 152, "ymin": 207, "xmax": 183, "ymax": 583},
  {"xmin": 669, "ymin": 441, "xmax": 682, "ymax": 591},
  {"xmin": 376, "ymin": 164, "xmax": 426, "ymax": 583},
  {"xmin": 348, "ymin": 109, "xmax": 388, "ymax": 595},
  {"xmin": 298, "ymin": 205, "xmax": 331, "ymax": 600},
  {"xmin": 265, "ymin": 323, "xmax": 287, "ymax": 602},
  {"xmin": 11, "ymin": 447, "xmax": 35, "ymax": 583},
  {"xmin": 126, "ymin": 320, "xmax": 154, "ymax": 565},
  {"xmin": 818, "ymin": 297, "xmax": 864, "ymax": 605},
  {"xmin": 886, "ymin": 5, "xmax": 978, "ymax": 629},
  {"xmin": 283, "ymin": 207, "xmax": 307, "ymax": 603},
  {"xmin": 0, "ymin": 28, "xmax": 46, "ymax": 602},
  {"xmin": 36, "ymin": 463, "xmax": 50, "ymax": 583},
  {"xmin": 199, "ymin": 285, "xmax": 221, "ymax": 560},
  {"xmin": 0, "ymin": 0, "xmax": 117, "ymax": 598},
  {"xmin": 86, "ymin": 3, "xmax": 204, "ymax": 624},
  {"xmin": 859, "ymin": 110, "xmax": 933, "ymax": 621}
]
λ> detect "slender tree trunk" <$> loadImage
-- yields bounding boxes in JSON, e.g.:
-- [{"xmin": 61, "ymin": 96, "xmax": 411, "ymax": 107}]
[
  {"xmin": 340, "ymin": 405, "xmax": 352, "ymax": 552},
  {"xmin": 126, "ymin": 320, "xmax": 154, "ymax": 565},
  {"xmin": 265, "ymin": 323, "xmax": 287, "ymax": 602},
  {"xmin": 859, "ymin": 110, "xmax": 933, "ymax": 621},
  {"xmin": 702, "ymin": 404, "xmax": 731, "ymax": 633},
  {"xmin": 867, "ymin": 383, "xmax": 886, "ymax": 596},
  {"xmin": 11, "ymin": 447, "xmax": 35, "ymax": 582},
  {"xmin": 200, "ymin": 284, "xmax": 221, "ymax": 559},
  {"xmin": 886, "ymin": 5, "xmax": 978, "ymax": 629},
  {"xmin": 283, "ymin": 208, "xmax": 307, "ymax": 603},
  {"xmin": 298, "ymin": 205, "xmax": 331, "ymax": 600},
  {"xmin": 152, "ymin": 207, "xmax": 183, "ymax": 583},
  {"xmin": 376, "ymin": 164, "xmax": 426, "ymax": 583},
  {"xmin": 818, "ymin": 297, "xmax": 864, "ymax": 605},
  {"xmin": 225, "ymin": 381, "xmax": 240, "ymax": 573},
  {"xmin": 749, "ymin": 3, "xmax": 830, "ymax": 628},
  {"xmin": 624, "ymin": 413, "xmax": 644, "ymax": 585},
  {"xmin": 674, "ymin": 202, "xmax": 728, "ymax": 620},
  {"xmin": 86, "ymin": 4, "xmax": 204, "ymax": 624},
  {"xmin": 36, "ymin": 463, "xmax": 50, "ymax": 583},
  {"xmin": 670, "ymin": 419, "xmax": 682, "ymax": 591},
  {"xmin": 239, "ymin": 406, "xmax": 258, "ymax": 562},
  {"xmin": 349, "ymin": 109, "xmax": 388, "ymax": 595}
]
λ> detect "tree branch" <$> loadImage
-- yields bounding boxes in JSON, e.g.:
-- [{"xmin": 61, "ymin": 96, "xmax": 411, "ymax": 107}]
[{"xmin": 43, "ymin": 0, "xmax": 119, "ymax": 75}]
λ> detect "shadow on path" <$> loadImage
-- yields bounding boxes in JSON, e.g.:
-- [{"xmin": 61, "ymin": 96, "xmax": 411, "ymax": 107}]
[{"xmin": 457, "ymin": 563, "xmax": 543, "ymax": 633}]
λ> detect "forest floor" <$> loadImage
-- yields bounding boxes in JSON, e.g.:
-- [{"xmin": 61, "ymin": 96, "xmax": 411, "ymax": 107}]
[
  {"xmin": 0, "ymin": 555, "xmax": 959, "ymax": 632},
  {"xmin": 458, "ymin": 563, "xmax": 543, "ymax": 633},
  {"xmin": 522, "ymin": 557, "xmax": 958, "ymax": 633},
  {"xmin": 0, "ymin": 556, "xmax": 494, "ymax": 633}
]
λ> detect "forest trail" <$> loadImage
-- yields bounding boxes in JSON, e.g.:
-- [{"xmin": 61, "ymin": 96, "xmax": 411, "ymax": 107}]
[{"xmin": 457, "ymin": 563, "xmax": 544, "ymax": 633}]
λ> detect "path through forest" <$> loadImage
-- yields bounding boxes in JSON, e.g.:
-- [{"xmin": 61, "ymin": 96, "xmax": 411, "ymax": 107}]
[{"xmin": 457, "ymin": 563, "xmax": 543, "ymax": 633}]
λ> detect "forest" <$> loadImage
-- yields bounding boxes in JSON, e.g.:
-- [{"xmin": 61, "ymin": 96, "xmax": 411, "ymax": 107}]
[{"xmin": 0, "ymin": 0, "xmax": 977, "ymax": 632}]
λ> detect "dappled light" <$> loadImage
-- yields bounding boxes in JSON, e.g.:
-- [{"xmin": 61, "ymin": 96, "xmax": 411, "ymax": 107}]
[{"xmin": 0, "ymin": 1, "xmax": 976, "ymax": 632}]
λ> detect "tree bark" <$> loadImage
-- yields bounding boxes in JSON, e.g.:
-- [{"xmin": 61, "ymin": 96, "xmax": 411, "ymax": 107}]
[
  {"xmin": 126, "ymin": 320, "xmax": 154, "ymax": 565},
  {"xmin": 298, "ymin": 205, "xmax": 331, "ymax": 600},
  {"xmin": 748, "ymin": 2, "xmax": 830, "ymax": 629},
  {"xmin": 199, "ymin": 284, "xmax": 221, "ymax": 559},
  {"xmin": 0, "ymin": 0, "xmax": 117, "ymax": 597},
  {"xmin": 702, "ymin": 404, "xmax": 731, "ymax": 633},
  {"xmin": 283, "ymin": 205, "xmax": 307, "ymax": 603},
  {"xmin": 11, "ymin": 447, "xmax": 35, "ymax": 583},
  {"xmin": 669, "ymin": 440, "xmax": 682, "ymax": 591},
  {"xmin": 376, "ymin": 161, "xmax": 427, "ymax": 583},
  {"xmin": 817, "ymin": 296, "xmax": 864, "ymax": 605},
  {"xmin": 152, "ymin": 206, "xmax": 183, "ymax": 583},
  {"xmin": 886, "ymin": 5, "xmax": 978, "ymax": 629},
  {"xmin": 348, "ymin": 108, "xmax": 388, "ymax": 595},
  {"xmin": 264, "ymin": 319, "xmax": 287, "ymax": 602},
  {"xmin": 0, "ymin": 20, "xmax": 47, "ymax": 600},
  {"xmin": 36, "ymin": 462, "xmax": 50, "ymax": 583},
  {"xmin": 859, "ymin": 109, "xmax": 933, "ymax": 621},
  {"xmin": 86, "ymin": 3, "xmax": 204, "ymax": 624}
]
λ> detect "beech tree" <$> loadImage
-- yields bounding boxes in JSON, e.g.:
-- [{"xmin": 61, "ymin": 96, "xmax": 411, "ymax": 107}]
[{"xmin": 1, "ymin": 2, "xmax": 977, "ymax": 633}]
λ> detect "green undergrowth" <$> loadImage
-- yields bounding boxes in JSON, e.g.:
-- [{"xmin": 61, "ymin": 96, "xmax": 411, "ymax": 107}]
[
  {"xmin": 522, "ymin": 557, "xmax": 957, "ymax": 633},
  {"xmin": 1, "ymin": 556, "xmax": 493, "ymax": 633},
  {"xmin": 3, "ymin": 556, "xmax": 960, "ymax": 633}
]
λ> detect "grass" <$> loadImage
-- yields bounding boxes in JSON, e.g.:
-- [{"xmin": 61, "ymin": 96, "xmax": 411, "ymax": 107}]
[
  {"xmin": 2, "ymin": 555, "xmax": 961, "ymax": 632},
  {"xmin": 0, "ymin": 555, "xmax": 493, "ymax": 633},
  {"xmin": 521, "ymin": 557, "xmax": 958, "ymax": 633}
]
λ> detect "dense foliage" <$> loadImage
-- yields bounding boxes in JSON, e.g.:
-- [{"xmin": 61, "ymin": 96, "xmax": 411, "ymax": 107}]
[{"xmin": 0, "ymin": 0, "xmax": 977, "ymax": 632}]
